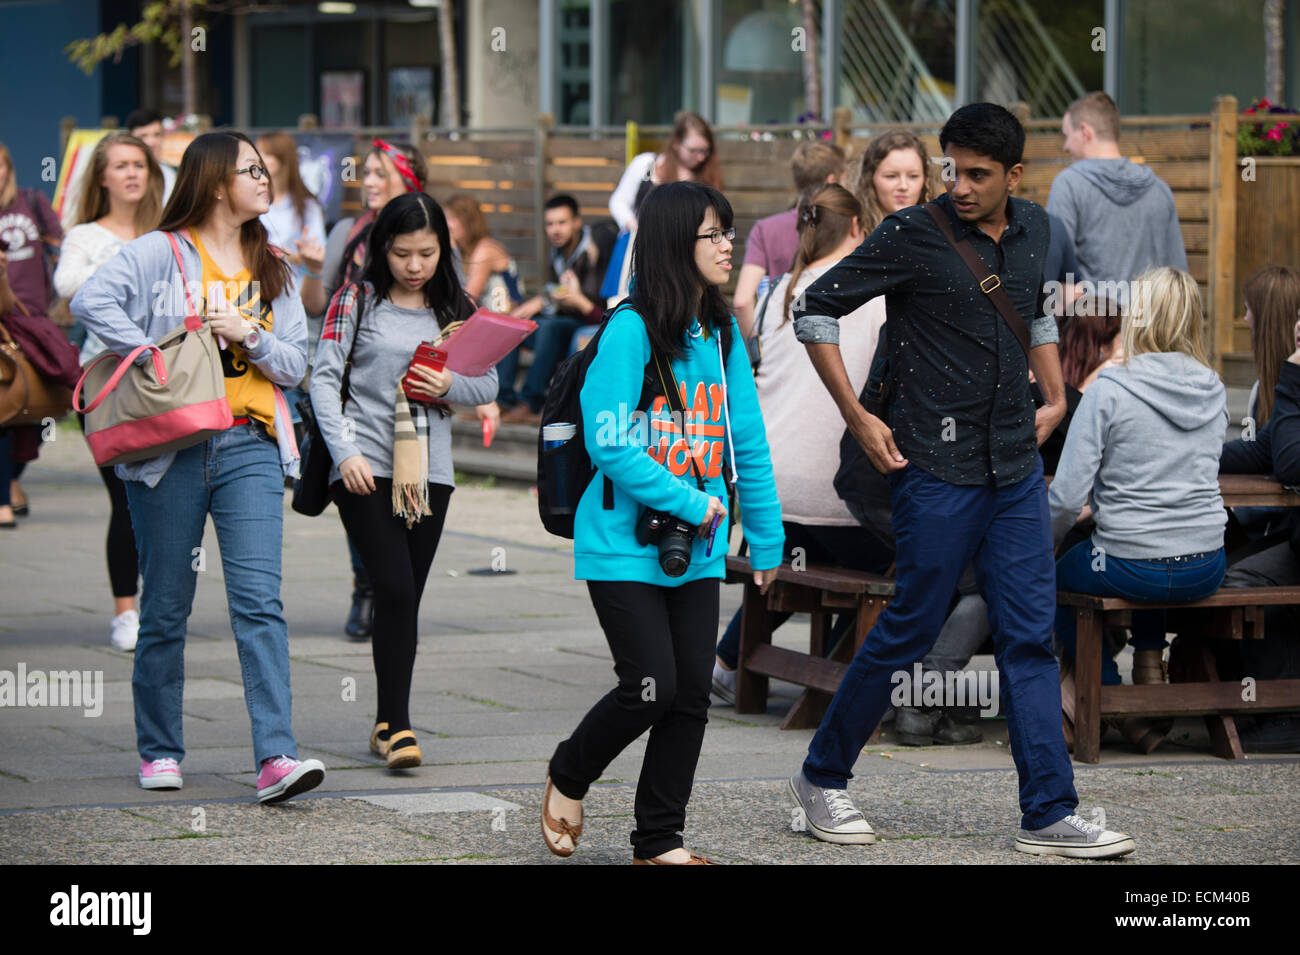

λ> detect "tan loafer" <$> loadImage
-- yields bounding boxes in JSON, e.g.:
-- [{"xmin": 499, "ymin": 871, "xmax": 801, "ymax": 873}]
[
  {"xmin": 541, "ymin": 774, "xmax": 582, "ymax": 857},
  {"xmin": 385, "ymin": 730, "xmax": 422, "ymax": 769},
  {"xmin": 633, "ymin": 852, "xmax": 717, "ymax": 865},
  {"xmin": 369, "ymin": 722, "xmax": 391, "ymax": 757}
]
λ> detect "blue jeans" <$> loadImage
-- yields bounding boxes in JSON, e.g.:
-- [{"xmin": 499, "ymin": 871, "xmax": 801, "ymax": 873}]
[
  {"xmin": 497, "ymin": 314, "xmax": 584, "ymax": 410},
  {"xmin": 1055, "ymin": 539, "xmax": 1226, "ymax": 686},
  {"xmin": 803, "ymin": 459, "xmax": 1077, "ymax": 830},
  {"xmin": 124, "ymin": 424, "xmax": 298, "ymax": 771}
]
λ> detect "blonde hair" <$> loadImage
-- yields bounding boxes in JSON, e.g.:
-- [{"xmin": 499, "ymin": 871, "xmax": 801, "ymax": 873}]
[
  {"xmin": 74, "ymin": 132, "xmax": 164, "ymax": 233},
  {"xmin": 0, "ymin": 143, "xmax": 15, "ymax": 208},
  {"xmin": 846, "ymin": 130, "xmax": 942, "ymax": 233},
  {"xmin": 1123, "ymin": 267, "xmax": 1211, "ymax": 368},
  {"xmin": 1066, "ymin": 91, "xmax": 1120, "ymax": 144}
]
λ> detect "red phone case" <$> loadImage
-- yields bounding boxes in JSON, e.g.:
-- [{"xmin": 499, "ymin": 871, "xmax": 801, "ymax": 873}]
[{"xmin": 403, "ymin": 344, "xmax": 447, "ymax": 402}]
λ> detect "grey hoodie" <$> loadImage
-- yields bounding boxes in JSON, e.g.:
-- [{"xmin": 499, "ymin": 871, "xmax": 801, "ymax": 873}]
[
  {"xmin": 1049, "ymin": 352, "xmax": 1228, "ymax": 559},
  {"xmin": 1047, "ymin": 158, "xmax": 1188, "ymax": 294}
]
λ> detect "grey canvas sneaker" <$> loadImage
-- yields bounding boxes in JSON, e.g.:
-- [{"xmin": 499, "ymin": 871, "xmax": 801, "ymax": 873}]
[
  {"xmin": 1015, "ymin": 813, "xmax": 1136, "ymax": 859},
  {"xmin": 789, "ymin": 771, "xmax": 876, "ymax": 844}
]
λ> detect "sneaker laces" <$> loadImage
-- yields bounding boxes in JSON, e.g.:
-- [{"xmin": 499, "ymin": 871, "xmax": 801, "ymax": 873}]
[
  {"xmin": 265, "ymin": 756, "xmax": 297, "ymax": 772},
  {"xmin": 1062, "ymin": 812, "xmax": 1103, "ymax": 836},
  {"xmin": 822, "ymin": 788, "xmax": 860, "ymax": 823},
  {"xmin": 150, "ymin": 758, "xmax": 179, "ymax": 772}
]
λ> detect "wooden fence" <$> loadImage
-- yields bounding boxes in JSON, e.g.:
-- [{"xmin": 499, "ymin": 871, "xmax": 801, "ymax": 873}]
[{"xmin": 257, "ymin": 95, "xmax": 1292, "ymax": 380}]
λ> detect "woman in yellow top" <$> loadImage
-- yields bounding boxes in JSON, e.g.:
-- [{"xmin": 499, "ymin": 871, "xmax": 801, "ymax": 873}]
[{"xmin": 72, "ymin": 131, "xmax": 324, "ymax": 803}]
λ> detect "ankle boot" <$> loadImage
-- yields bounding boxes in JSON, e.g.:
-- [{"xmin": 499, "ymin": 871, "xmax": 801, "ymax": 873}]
[
  {"xmin": 894, "ymin": 706, "xmax": 938, "ymax": 746},
  {"xmin": 1133, "ymin": 649, "xmax": 1167, "ymax": 685},
  {"xmin": 345, "ymin": 580, "xmax": 374, "ymax": 640},
  {"xmin": 1116, "ymin": 716, "xmax": 1169, "ymax": 754},
  {"xmin": 933, "ymin": 709, "xmax": 983, "ymax": 744}
]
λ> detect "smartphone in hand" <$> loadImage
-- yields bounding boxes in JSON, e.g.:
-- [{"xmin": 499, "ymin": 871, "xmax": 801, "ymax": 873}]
[{"xmin": 402, "ymin": 343, "xmax": 447, "ymax": 402}]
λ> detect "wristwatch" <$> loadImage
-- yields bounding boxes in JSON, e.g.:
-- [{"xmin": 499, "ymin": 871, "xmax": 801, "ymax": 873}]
[{"xmin": 243, "ymin": 324, "xmax": 262, "ymax": 349}]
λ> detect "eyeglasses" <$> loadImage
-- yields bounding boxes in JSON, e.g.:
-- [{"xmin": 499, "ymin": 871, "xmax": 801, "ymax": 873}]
[
  {"xmin": 233, "ymin": 163, "xmax": 267, "ymax": 181},
  {"xmin": 679, "ymin": 144, "xmax": 711, "ymax": 157},
  {"xmin": 695, "ymin": 227, "xmax": 736, "ymax": 245}
]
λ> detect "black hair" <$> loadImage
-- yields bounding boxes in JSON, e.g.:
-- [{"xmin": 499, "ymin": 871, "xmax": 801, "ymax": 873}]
[
  {"xmin": 360, "ymin": 192, "xmax": 473, "ymax": 331},
  {"xmin": 544, "ymin": 194, "xmax": 580, "ymax": 217},
  {"xmin": 125, "ymin": 108, "xmax": 163, "ymax": 131},
  {"xmin": 939, "ymin": 103, "xmax": 1025, "ymax": 172},
  {"xmin": 628, "ymin": 181, "xmax": 734, "ymax": 362}
]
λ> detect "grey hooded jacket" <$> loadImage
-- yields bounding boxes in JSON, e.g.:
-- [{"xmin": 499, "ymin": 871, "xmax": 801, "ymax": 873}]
[
  {"xmin": 1047, "ymin": 158, "xmax": 1188, "ymax": 294},
  {"xmin": 1049, "ymin": 352, "xmax": 1228, "ymax": 559}
]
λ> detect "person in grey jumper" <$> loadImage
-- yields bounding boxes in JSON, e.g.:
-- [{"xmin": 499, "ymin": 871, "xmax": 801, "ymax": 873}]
[
  {"xmin": 1048, "ymin": 92, "xmax": 1187, "ymax": 302},
  {"xmin": 71, "ymin": 131, "xmax": 324, "ymax": 803},
  {"xmin": 310, "ymin": 192, "xmax": 497, "ymax": 770},
  {"xmin": 1050, "ymin": 267, "xmax": 1227, "ymax": 752}
]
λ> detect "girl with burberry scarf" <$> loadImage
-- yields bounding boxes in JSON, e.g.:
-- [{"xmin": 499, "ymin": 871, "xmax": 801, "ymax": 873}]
[{"xmin": 310, "ymin": 193, "xmax": 497, "ymax": 770}]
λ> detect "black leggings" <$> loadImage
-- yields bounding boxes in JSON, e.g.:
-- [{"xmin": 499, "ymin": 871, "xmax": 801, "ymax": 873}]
[
  {"xmin": 78, "ymin": 414, "xmax": 139, "ymax": 598},
  {"xmin": 549, "ymin": 577, "xmax": 720, "ymax": 859},
  {"xmin": 335, "ymin": 477, "xmax": 452, "ymax": 733}
]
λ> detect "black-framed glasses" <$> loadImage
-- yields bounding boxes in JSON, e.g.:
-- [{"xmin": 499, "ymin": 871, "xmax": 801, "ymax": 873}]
[
  {"xmin": 233, "ymin": 163, "xmax": 267, "ymax": 181},
  {"xmin": 695, "ymin": 227, "xmax": 736, "ymax": 245}
]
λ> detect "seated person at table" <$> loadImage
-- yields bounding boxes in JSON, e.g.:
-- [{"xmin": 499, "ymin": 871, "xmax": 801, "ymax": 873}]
[
  {"xmin": 711, "ymin": 185, "xmax": 895, "ymax": 702},
  {"xmin": 499, "ymin": 194, "xmax": 605, "ymax": 425},
  {"xmin": 1216, "ymin": 264, "xmax": 1300, "ymax": 753},
  {"xmin": 1049, "ymin": 266, "xmax": 1228, "ymax": 753}
]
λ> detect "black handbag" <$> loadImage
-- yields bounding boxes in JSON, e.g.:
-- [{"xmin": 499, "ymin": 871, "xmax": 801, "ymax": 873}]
[
  {"xmin": 291, "ymin": 311, "xmax": 360, "ymax": 517},
  {"xmin": 744, "ymin": 274, "xmax": 783, "ymax": 374}
]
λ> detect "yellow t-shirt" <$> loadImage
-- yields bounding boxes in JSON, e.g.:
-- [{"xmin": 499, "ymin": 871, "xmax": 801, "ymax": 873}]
[{"xmin": 193, "ymin": 233, "xmax": 276, "ymax": 434}]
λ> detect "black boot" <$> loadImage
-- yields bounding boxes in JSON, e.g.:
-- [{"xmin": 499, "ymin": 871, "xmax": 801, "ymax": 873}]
[{"xmin": 345, "ymin": 579, "xmax": 374, "ymax": 640}]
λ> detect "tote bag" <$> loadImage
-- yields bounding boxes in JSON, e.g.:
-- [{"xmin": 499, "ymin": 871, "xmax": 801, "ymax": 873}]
[{"xmin": 73, "ymin": 232, "xmax": 233, "ymax": 466}]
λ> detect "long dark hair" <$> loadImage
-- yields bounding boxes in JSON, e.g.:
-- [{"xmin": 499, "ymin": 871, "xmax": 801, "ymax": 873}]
[
  {"xmin": 628, "ymin": 181, "xmax": 733, "ymax": 362},
  {"xmin": 1059, "ymin": 297, "xmax": 1122, "ymax": 390},
  {"xmin": 359, "ymin": 192, "xmax": 473, "ymax": 330},
  {"xmin": 159, "ymin": 131, "xmax": 292, "ymax": 303}
]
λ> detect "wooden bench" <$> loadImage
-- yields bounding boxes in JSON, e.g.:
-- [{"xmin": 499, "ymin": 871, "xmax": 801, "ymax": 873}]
[
  {"xmin": 1060, "ymin": 586, "xmax": 1300, "ymax": 763},
  {"xmin": 725, "ymin": 555, "xmax": 895, "ymax": 729}
]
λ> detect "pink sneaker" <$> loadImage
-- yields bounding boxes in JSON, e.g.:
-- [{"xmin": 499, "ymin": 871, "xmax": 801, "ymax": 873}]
[
  {"xmin": 139, "ymin": 757, "xmax": 183, "ymax": 790},
  {"xmin": 256, "ymin": 755, "xmax": 325, "ymax": 804}
]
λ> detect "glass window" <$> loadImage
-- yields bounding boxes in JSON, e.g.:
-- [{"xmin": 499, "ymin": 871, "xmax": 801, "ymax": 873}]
[
  {"xmin": 559, "ymin": 0, "xmax": 593, "ymax": 125},
  {"xmin": 718, "ymin": 0, "xmax": 809, "ymax": 124},
  {"xmin": 976, "ymin": 0, "xmax": 1104, "ymax": 117},
  {"xmin": 609, "ymin": 0, "xmax": 692, "ymax": 125},
  {"xmin": 840, "ymin": 0, "xmax": 957, "ymax": 122}
]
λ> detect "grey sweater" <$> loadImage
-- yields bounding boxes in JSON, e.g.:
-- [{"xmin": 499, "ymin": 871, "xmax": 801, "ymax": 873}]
[
  {"xmin": 309, "ymin": 291, "xmax": 497, "ymax": 487},
  {"xmin": 1047, "ymin": 158, "xmax": 1188, "ymax": 294},
  {"xmin": 1049, "ymin": 352, "xmax": 1228, "ymax": 559}
]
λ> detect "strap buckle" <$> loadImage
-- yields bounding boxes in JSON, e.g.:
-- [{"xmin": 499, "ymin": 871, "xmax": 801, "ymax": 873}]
[{"xmin": 979, "ymin": 274, "xmax": 1002, "ymax": 294}]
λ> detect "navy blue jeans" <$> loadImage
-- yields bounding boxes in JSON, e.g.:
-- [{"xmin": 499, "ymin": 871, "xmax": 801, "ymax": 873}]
[
  {"xmin": 802, "ymin": 459, "xmax": 1078, "ymax": 831},
  {"xmin": 497, "ymin": 314, "xmax": 583, "ymax": 410},
  {"xmin": 1055, "ymin": 539, "xmax": 1226, "ymax": 686}
]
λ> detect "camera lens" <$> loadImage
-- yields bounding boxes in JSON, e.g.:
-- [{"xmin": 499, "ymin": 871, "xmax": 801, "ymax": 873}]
[{"xmin": 657, "ymin": 521, "xmax": 694, "ymax": 577}]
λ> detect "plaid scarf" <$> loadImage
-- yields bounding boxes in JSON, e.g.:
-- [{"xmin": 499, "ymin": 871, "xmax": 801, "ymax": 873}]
[{"xmin": 392, "ymin": 387, "xmax": 430, "ymax": 528}]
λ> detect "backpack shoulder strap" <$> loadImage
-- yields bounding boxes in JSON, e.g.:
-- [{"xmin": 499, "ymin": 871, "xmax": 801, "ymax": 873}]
[{"xmin": 924, "ymin": 201, "xmax": 1031, "ymax": 356}]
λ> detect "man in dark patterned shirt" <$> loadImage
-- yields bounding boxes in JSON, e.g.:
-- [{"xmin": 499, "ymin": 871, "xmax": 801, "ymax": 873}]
[{"xmin": 786, "ymin": 103, "xmax": 1136, "ymax": 859}]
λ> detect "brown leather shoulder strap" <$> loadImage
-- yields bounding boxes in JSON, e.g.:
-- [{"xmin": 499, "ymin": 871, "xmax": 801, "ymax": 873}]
[{"xmin": 924, "ymin": 201, "xmax": 1032, "ymax": 356}]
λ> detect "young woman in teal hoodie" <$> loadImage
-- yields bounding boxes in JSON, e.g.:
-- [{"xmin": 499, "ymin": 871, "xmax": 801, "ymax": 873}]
[{"xmin": 542, "ymin": 182, "xmax": 784, "ymax": 864}]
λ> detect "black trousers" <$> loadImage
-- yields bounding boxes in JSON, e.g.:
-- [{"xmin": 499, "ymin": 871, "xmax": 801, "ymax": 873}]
[
  {"xmin": 78, "ymin": 413, "xmax": 139, "ymax": 598},
  {"xmin": 335, "ymin": 478, "xmax": 452, "ymax": 733},
  {"xmin": 550, "ymin": 577, "xmax": 719, "ymax": 859}
]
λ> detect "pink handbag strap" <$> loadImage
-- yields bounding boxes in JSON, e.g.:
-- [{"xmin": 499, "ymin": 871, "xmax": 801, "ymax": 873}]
[
  {"xmin": 165, "ymin": 231, "xmax": 204, "ymax": 334},
  {"xmin": 73, "ymin": 345, "xmax": 167, "ymax": 413}
]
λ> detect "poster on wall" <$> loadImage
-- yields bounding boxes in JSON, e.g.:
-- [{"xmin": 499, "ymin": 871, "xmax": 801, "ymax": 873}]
[
  {"xmin": 290, "ymin": 133, "xmax": 356, "ymax": 228},
  {"xmin": 321, "ymin": 71, "xmax": 365, "ymax": 128},
  {"xmin": 388, "ymin": 67, "xmax": 434, "ymax": 126}
]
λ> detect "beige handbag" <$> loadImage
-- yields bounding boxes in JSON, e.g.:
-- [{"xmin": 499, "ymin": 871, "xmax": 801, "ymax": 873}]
[{"xmin": 73, "ymin": 232, "xmax": 233, "ymax": 466}]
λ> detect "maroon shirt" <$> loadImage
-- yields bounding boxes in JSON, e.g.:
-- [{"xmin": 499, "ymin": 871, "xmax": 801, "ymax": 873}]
[
  {"xmin": 0, "ymin": 189, "xmax": 62, "ymax": 315},
  {"xmin": 741, "ymin": 207, "xmax": 799, "ymax": 280}
]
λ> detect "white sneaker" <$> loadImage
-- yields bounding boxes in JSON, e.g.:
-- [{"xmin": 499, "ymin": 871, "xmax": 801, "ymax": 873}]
[
  {"xmin": 110, "ymin": 610, "xmax": 139, "ymax": 652},
  {"xmin": 711, "ymin": 661, "xmax": 737, "ymax": 705}
]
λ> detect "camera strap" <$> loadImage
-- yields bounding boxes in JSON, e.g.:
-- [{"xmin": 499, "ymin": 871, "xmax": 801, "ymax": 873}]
[{"xmin": 650, "ymin": 345, "xmax": 708, "ymax": 493}]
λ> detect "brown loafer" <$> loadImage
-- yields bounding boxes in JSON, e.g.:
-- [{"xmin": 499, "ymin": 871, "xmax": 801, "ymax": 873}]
[
  {"xmin": 633, "ymin": 852, "xmax": 717, "ymax": 865},
  {"xmin": 541, "ymin": 774, "xmax": 582, "ymax": 857},
  {"xmin": 369, "ymin": 722, "xmax": 391, "ymax": 757},
  {"xmin": 385, "ymin": 730, "xmax": 422, "ymax": 769}
]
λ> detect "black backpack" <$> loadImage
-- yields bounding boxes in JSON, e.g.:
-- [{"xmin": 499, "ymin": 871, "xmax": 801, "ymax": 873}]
[{"xmin": 537, "ymin": 301, "xmax": 656, "ymax": 538}]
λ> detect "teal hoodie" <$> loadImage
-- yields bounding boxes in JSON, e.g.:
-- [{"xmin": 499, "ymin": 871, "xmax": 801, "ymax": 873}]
[{"xmin": 575, "ymin": 304, "xmax": 785, "ymax": 584}]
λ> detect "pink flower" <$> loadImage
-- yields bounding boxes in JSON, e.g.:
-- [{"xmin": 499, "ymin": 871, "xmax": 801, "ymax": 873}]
[
  {"xmin": 1265, "ymin": 127, "xmax": 1282, "ymax": 142},
  {"xmin": 1259, "ymin": 97, "xmax": 1273, "ymax": 109}
]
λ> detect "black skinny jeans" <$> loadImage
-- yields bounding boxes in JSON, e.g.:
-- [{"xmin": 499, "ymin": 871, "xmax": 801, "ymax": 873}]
[
  {"xmin": 550, "ymin": 577, "xmax": 719, "ymax": 859},
  {"xmin": 78, "ymin": 413, "xmax": 139, "ymax": 598},
  {"xmin": 335, "ymin": 478, "xmax": 452, "ymax": 734}
]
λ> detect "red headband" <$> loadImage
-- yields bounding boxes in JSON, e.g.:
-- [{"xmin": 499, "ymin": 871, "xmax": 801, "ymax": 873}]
[{"xmin": 371, "ymin": 137, "xmax": 421, "ymax": 193}]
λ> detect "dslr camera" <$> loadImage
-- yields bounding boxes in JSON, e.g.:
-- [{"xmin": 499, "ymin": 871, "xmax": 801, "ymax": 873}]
[{"xmin": 635, "ymin": 508, "xmax": 697, "ymax": 577}]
